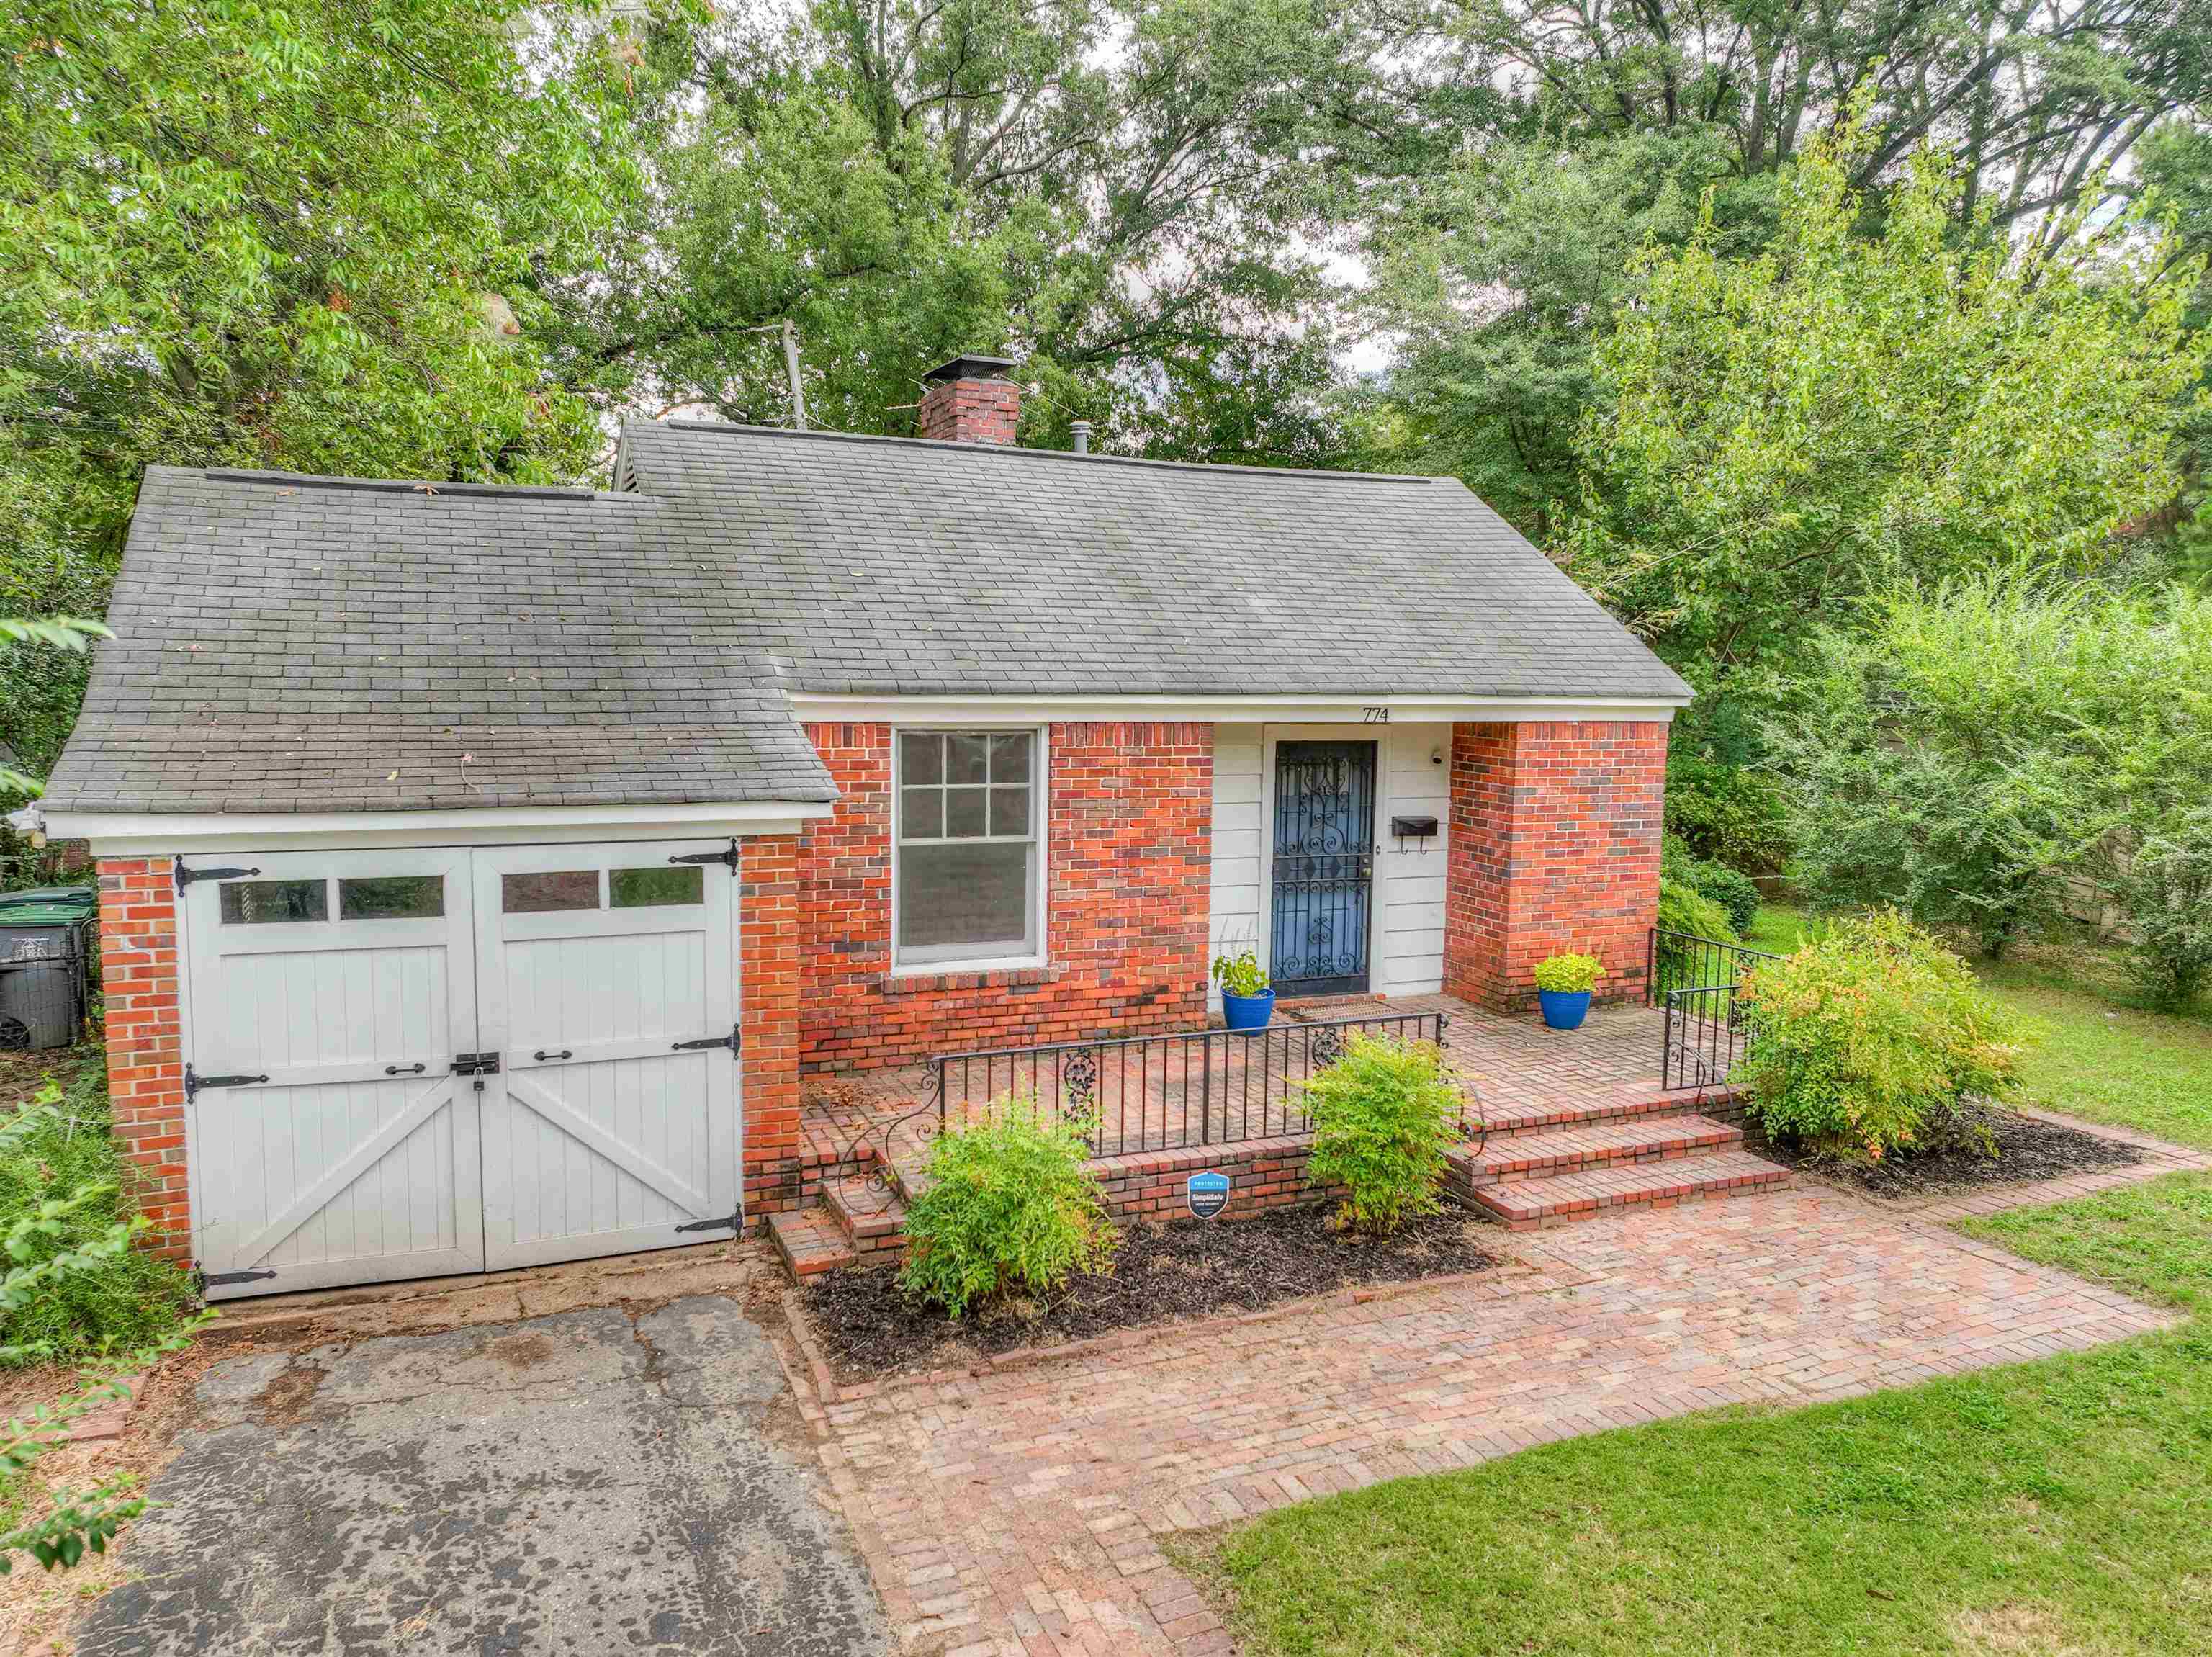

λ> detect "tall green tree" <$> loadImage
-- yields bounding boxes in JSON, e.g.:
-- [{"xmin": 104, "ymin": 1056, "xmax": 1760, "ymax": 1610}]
[
  {"xmin": 559, "ymin": 0, "xmax": 1395, "ymax": 459},
  {"xmin": 1564, "ymin": 126, "xmax": 2210, "ymax": 698},
  {"xmin": 0, "ymin": 0, "xmax": 635, "ymax": 775}
]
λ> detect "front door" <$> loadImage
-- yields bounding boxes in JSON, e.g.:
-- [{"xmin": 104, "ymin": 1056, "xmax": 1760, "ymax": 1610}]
[
  {"xmin": 1269, "ymin": 740, "xmax": 1377, "ymax": 996},
  {"xmin": 181, "ymin": 840, "xmax": 742, "ymax": 1299}
]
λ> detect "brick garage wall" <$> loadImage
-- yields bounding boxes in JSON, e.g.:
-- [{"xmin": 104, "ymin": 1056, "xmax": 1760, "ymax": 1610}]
[
  {"xmin": 95, "ymin": 857, "xmax": 191, "ymax": 1262},
  {"xmin": 797, "ymin": 722, "xmax": 1213, "ymax": 1072},
  {"xmin": 1087, "ymin": 1136, "xmax": 1343, "ymax": 1224},
  {"xmin": 1443, "ymin": 719, "xmax": 1667, "ymax": 1011},
  {"xmin": 741, "ymin": 834, "xmax": 805, "ymax": 1227}
]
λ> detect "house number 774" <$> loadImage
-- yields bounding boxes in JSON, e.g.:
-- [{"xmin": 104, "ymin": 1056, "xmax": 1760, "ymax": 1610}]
[{"xmin": 1361, "ymin": 706, "xmax": 1391, "ymax": 724}]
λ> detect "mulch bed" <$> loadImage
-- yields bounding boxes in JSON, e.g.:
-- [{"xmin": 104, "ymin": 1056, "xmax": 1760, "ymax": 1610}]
[
  {"xmin": 1764, "ymin": 1105, "xmax": 2143, "ymax": 1199},
  {"xmin": 799, "ymin": 1205, "xmax": 1499, "ymax": 1380}
]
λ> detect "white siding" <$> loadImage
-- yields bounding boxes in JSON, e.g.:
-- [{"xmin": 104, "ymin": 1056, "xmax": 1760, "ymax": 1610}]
[
  {"xmin": 1371, "ymin": 724, "xmax": 1452, "ymax": 994},
  {"xmin": 1205, "ymin": 724, "xmax": 1266, "ymax": 1010},
  {"xmin": 1204, "ymin": 722, "xmax": 1452, "ymax": 1004}
]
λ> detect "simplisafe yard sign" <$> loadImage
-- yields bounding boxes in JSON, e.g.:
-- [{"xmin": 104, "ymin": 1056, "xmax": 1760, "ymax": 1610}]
[{"xmin": 1187, "ymin": 1170, "xmax": 1231, "ymax": 1220}]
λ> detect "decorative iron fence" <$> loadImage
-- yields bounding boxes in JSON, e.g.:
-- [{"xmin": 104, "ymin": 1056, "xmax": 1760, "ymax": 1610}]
[
  {"xmin": 932, "ymin": 1010, "xmax": 1450, "ymax": 1157},
  {"xmin": 1647, "ymin": 929, "xmax": 1781, "ymax": 1091}
]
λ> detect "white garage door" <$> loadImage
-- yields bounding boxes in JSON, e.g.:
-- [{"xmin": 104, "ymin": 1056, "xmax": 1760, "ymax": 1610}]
[{"xmin": 181, "ymin": 841, "xmax": 742, "ymax": 1300}]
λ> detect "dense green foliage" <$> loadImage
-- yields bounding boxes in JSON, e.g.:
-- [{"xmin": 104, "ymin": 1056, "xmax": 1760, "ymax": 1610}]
[
  {"xmin": 1298, "ymin": 1036, "xmax": 1467, "ymax": 1235},
  {"xmin": 0, "ymin": 0, "xmax": 634, "ymax": 774},
  {"xmin": 1565, "ymin": 131, "xmax": 2206, "ymax": 701},
  {"xmin": 1662, "ymin": 837, "xmax": 1759, "ymax": 936},
  {"xmin": 1737, "ymin": 912, "xmax": 2023, "ymax": 1162},
  {"xmin": 0, "ymin": 1064, "xmax": 197, "ymax": 1361},
  {"xmin": 1777, "ymin": 580, "xmax": 2212, "ymax": 956},
  {"xmin": 896, "ymin": 1100, "xmax": 1117, "ymax": 1317},
  {"xmin": 2114, "ymin": 809, "xmax": 2212, "ymax": 1010},
  {"xmin": 1, "ymin": 1059, "xmax": 201, "ymax": 1574},
  {"xmin": 1188, "ymin": 1172, "xmax": 2212, "ymax": 1657}
]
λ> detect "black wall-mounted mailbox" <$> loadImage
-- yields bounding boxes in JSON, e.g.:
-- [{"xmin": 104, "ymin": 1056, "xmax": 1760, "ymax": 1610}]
[{"xmin": 1389, "ymin": 814, "xmax": 1439, "ymax": 839}]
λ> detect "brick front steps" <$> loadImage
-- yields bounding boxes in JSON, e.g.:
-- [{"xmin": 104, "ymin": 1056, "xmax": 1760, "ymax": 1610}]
[
  {"xmin": 1447, "ymin": 1090, "xmax": 1793, "ymax": 1231},
  {"xmin": 771, "ymin": 1085, "xmax": 1794, "ymax": 1278}
]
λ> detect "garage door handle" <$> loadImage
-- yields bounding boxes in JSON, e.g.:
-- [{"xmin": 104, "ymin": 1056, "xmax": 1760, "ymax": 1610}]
[
  {"xmin": 534, "ymin": 1048, "xmax": 572, "ymax": 1063},
  {"xmin": 385, "ymin": 1062, "xmax": 426, "ymax": 1076}
]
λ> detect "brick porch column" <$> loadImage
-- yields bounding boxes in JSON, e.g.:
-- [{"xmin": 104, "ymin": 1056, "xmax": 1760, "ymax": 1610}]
[
  {"xmin": 740, "ymin": 833, "xmax": 804, "ymax": 1225},
  {"xmin": 1442, "ymin": 720, "xmax": 1668, "ymax": 1010},
  {"xmin": 95, "ymin": 856, "xmax": 192, "ymax": 1261}
]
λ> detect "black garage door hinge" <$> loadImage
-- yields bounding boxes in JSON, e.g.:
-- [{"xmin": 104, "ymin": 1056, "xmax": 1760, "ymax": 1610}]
[
  {"xmin": 175, "ymin": 859, "xmax": 261, "ymax": 894},
  {"xmin": 184, "ymin": 1064, "xmax": 269, "ymax": 1102},
  {"xmin": 674, "ymin": 1211, "xmax": 742, "ymax": 1234},
  {"xmin": 671, "ymin": 1023, "xmax": 742, "ymax": 1056},
  {"xmin": 201, "ymin": 1267, "xmax": 279, "ymax": 1289},
  {"xmin": 667, "ymin": 839, "xmax": 739, "ymax": 874}
]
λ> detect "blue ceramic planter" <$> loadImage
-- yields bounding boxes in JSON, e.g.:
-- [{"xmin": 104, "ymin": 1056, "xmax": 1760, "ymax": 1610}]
[
  {"xmin": 1537, "ymin": 988, "xmax": 1592, "ymax": 1031},
  {"xmin": 1222, "ymin": 988, "xmax": 1276, "ymax": 1031}
]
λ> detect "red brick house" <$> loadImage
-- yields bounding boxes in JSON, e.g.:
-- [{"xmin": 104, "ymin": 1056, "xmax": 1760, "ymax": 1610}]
[{"xmin": 39, "ymin": 356, "xmax": 1688, "ymax": 1298}]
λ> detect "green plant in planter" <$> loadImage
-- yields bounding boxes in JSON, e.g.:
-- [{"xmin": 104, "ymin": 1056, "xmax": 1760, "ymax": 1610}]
[
  {"xmin": 897, "ymin": 1097, "xmax": 1118, "ymax": 1317},
  {"xmin": 1298, "ymin": 1036, "xmax": 1470, "ymax": 1235},
  {"xmin": 1210, "ymin": 950, "xmax": 1270, "ymax": 997},
  {"xmin": 1532, "ymin": 953, "xmax": 1604, "ymax": 994}
]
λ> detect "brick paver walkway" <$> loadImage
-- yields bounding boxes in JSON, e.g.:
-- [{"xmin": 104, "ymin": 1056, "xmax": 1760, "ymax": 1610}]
[{"xmin": 794, "ymin": 1175, "xmax": 2183, "ymax": 1655}]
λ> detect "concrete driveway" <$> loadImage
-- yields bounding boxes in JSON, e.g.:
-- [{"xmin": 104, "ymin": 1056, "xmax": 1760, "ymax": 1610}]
[{"xmin": 76, "ymin": 1296, "xmax": 888, "ymax": 1656}]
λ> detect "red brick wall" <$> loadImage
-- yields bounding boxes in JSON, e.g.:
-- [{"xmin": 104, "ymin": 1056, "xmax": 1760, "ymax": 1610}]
[
  {"xmin": 1087, "ymin": 1136, "xmax": 1343, "ymax": 1225},
  {"xmin": 797, "ymin": 722, "xmax": 1213, "ymax": 1072},
  {"xmin": 94, "ymin": 857, "xmax": 190, "ymax": 1261},
  {"xmin": 917, "ymin": 375, "xmax": 1020, "ymax": 445},
  {"xmin": 741, "ymin": 834, "xmax": 804, "ymax": 1225},
  {"xmin": 1443, "ymin": 719, "xmax": 1667, "ymax": 1010}
]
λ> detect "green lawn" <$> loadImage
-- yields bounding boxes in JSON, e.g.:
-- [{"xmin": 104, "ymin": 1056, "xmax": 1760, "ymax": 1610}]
[
  {"xmin": 1180, "ymin": 1175, "xmax": 2212, "ymax": 1656},
  {"xmin": 1738, "ymin": 905, "xmax": 2212, "ymax": 1151}
]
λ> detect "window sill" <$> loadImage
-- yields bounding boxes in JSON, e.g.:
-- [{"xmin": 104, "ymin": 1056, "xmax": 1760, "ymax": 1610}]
[{"xmin": 881, "ymin": 961, "xmax": 1061, "ymax": 995}]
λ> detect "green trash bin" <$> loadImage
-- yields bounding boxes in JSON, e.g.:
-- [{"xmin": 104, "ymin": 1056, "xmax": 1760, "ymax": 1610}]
[{"xmin": 0, "ymin": 886, "xmax": 96, "ymax": 1051}]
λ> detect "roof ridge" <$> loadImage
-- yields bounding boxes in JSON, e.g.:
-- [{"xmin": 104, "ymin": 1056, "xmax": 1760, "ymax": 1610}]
[
  {"xmin": 630, "ymin": 418, "xmax": 1448, "ymax": 486},
  {"xmin": 183, "ymin": 467, "xmax": 618, "ymax": 503}
]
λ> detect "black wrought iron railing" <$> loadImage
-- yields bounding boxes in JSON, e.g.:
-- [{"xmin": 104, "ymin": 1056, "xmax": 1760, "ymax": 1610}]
[
  {"xmin": 1647, "ymin": 929, "xmax": 1780, "ymax": 1090},
  {"xmin": 932, "ymin": 1010, "xmax": 1451, "ymax": 1157}
]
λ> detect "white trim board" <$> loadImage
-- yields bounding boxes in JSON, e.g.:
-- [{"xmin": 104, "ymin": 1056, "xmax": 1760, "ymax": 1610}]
[
  {"xmin": 791, "ymin": 693, "xmax": 1681, "ymax": 724},
  {"xmin": 51, "ymin": 799, "xmax": 833, "ymax": 856}
]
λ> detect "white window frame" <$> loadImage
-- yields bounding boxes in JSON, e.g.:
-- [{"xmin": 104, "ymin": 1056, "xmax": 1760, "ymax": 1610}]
[{"xmin": 889, "ymin": 724, "xmax": 1048, "ymax": 974}]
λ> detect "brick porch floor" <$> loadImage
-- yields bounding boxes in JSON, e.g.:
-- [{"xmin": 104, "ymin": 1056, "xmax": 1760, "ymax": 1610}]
[
  {"xmin": 799, "ymin": 992, "xmax": 1712, "ymax": 1175},
  {"xmin": 796, "ymin": 1165, "xmax": 2191, "ymax": 1655}
]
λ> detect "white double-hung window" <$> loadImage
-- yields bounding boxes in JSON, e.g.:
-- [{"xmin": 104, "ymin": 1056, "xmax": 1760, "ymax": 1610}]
[{"xmin": 894, "ymin": 729, "xmax": 1043, "ymax": 967}]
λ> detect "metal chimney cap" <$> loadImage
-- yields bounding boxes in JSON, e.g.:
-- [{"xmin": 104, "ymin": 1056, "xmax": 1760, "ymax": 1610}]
[
  {"xmin": 922, "ymin": 354, "xmax": 1020, "ymax": 385},
  {"xmin": 1070, "ymin": 420, "xmax": 1092, "ymax": 454}
]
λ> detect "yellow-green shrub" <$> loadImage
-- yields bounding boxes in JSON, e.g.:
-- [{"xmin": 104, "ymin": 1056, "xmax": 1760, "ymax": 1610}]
[
  {"xmin": 1298, "ymin": 1036, "xmax": 1470, "ymax": 1234},
  {"xmin": 1736, "ymin": 912, "xmax": 2023, "ymax": 1162}
]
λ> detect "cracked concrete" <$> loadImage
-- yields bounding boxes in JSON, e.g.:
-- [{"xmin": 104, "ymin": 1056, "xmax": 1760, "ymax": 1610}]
[{"xmin": 76, "ymin": 1296, "xmax": 888, "ymax": 1656}]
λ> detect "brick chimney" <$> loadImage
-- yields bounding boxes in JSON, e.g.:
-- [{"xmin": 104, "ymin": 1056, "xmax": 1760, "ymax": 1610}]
[{"xmin": 917, "ymin": 355, "xmax": 1021, "ymax": 445}]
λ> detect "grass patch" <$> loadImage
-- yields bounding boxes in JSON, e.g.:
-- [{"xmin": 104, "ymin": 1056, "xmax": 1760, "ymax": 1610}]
[
  {"xmin": 1958, "ymin": 1172, "xmax": 2212, "ymax": 1316},
  {"xmin": 1743, "ymin": 903, "xmax": 1812, "ymax": 956},
  {"xmin": 1182, "ymin": 1176, "xmax": 2212, "ymax": 1656},
  {"xmin": 0, "ymin": 1056, "xmax": 197, "ymax": 1363}
]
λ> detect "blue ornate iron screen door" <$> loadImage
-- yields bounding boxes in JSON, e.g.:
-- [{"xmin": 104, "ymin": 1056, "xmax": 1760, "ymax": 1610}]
[{"xmin": 1269, "ymin": 740, "xmax": 1377, "ymax": 996}]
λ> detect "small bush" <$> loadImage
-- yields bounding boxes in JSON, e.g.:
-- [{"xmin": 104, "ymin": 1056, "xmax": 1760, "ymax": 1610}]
[
  {"xmin": 1663, "ymin": 836, "xmax": 1761, "ymax": 935},
  {"xmin": 0, "ymin": 1062, "xmax": 197, "ymax": 1363},
  {"xmin": 1658, "ymin": 875, "xmax": 1737, "ymax": 946},
  {"xmin": 896, "ymin": 1100, "xmax": 1118, "ymax": 1318},
  {"xmin": 1298, "ymin": 1036, "xmax": 1469, "ymax": 1235},
  {"xmin": 1532, "ymin": 953, "xmax": 1603, "ymax": 994},
  {"xmin": 1737, "ymin": 911, "xmax": 2023, "ymax": 1163},
  {"xmin": 2116, "ymin": 809, "xmax": 2212, "ymax": 1010}
]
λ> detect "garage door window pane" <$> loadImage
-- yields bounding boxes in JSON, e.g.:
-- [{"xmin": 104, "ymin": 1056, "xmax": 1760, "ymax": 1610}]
[
  {"xmin": 611, "ymin": 866, "xmax": 703, "ymax": 908},
  {"xmin": 220, "ymin": 880, "xmax": 327, "ymax": 925},
  {"xmin": 898, "ymin": 843, "xmax": 1031, "ymax": 953},
  {"xmin": 338, "ymin": 876, "xmax": 444, "ymax": 920},
  {"xmin": 502, "ymin": 870, "xmax": 600, "ymax": 912}
]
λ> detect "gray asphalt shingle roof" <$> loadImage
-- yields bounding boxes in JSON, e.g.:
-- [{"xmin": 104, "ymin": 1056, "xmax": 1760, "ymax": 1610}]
[{"xmin": 46, "ymin": 426, "xmax": 1686, "ymax": 815}]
